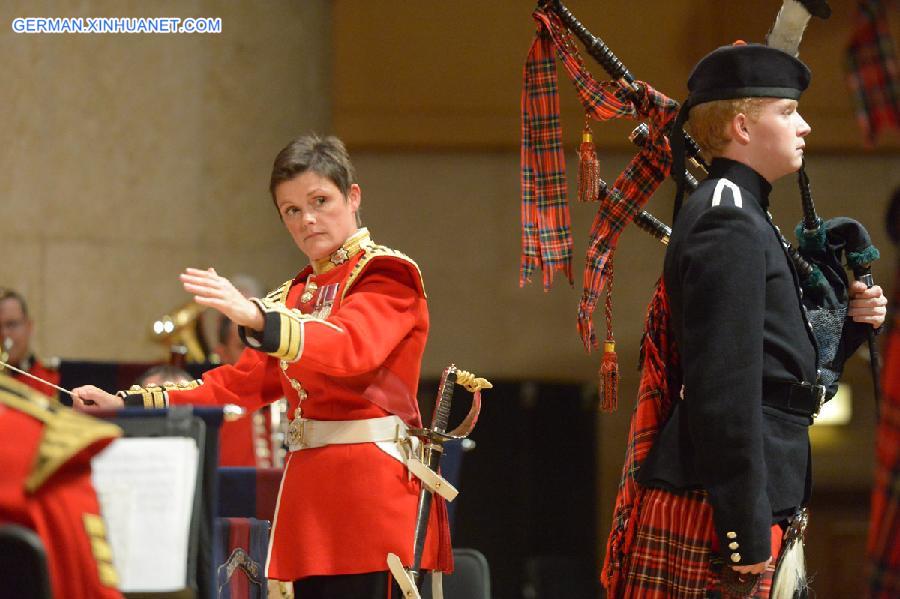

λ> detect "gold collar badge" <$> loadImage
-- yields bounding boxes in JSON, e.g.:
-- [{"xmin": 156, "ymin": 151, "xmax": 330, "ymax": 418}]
[{"xmin": 312, "ymin": 228, "xmax": 372, "ymax": 274}]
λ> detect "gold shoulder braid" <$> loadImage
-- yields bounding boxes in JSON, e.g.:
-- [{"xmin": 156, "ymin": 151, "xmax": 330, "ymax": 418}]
[
  {"xmin": 264, "ymin": 279, "xmax": 293, "ymax": 305},
  {"xmin": 21, "ymin": 402, "xmax": 121, "ymax": 493},
  {"xmin": 342, "ymin": 244, "xmax": 427, "ymax": 300},
  {"xmin": 0, "ymin": 379, "xmax": 122, "ymax": 493}
]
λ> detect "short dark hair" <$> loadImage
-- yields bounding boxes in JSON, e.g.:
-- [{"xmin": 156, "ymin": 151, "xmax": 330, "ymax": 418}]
[
  {"xmin": 0, "ymin": 289, "xmax": 29, "ymax": 319},
  {"xmin": 269, "ymin": 134, "xmax": 356, "ymax": 203}
]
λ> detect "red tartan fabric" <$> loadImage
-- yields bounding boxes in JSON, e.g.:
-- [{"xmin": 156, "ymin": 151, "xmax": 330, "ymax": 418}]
[
  {"xmin": 866, "ymin": 322, "xmax": 900, "ymax": 597},
  {"xmin": 602, "ymin": 279, "xmax": 680, "ymax": 595},
  {"xmin": 521, "ymin": 7, "xmax": 678, "ymax": 348},
  {"xmin": 521, "ymin": 23, "xmax": 573, "ymax": 289},
  {"xmin": 845, "ymin": 0, "xmax": 900, "ymax": 146},
  {"xmin": 619, "ymin": 487, "xmax": 778, "ymax": 599}
]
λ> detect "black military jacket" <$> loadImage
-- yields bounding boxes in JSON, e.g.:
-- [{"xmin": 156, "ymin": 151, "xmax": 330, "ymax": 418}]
[{"xmin": 638, "ymin": 158, "xmax": 819, "ymax": 566}]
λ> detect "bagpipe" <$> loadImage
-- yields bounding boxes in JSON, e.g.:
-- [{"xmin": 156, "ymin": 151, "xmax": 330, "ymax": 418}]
[{"xmin": 522, "ymin": 0, "xmax": 881, "ymax": 410}]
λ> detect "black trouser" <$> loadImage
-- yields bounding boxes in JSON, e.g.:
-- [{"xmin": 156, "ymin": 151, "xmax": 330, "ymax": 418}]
[{"xmin": 293, "ymin": 571, "xmax": 411, "ymax": 599}]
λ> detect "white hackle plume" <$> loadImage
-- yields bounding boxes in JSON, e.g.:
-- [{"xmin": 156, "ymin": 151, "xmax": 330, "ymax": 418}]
[{"xmin": 767, "ymin": 0, "xmax": 813, "ymax": 57}]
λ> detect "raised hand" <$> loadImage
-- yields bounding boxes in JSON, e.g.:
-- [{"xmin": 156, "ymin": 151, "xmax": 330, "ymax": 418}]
[{"xmin": 180, "ymin": 268, "xmax": 264, "ymax": 331}]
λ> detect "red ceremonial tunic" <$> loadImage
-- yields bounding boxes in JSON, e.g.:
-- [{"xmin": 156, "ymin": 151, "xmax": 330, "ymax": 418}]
[
  {"xmin": 10, "ymin": 354, "xmax": 60, "ymax": 399},
  {"xmin": 151, "ymin": 229, "xmax": 450, "ymax": 581},
  {"xmin": 0, "ymin": 375, "xmax": 123, "ymax": 599},
  {"xmin": 218, "ymin": 408, "xmax": 277, "ymax": 467}
]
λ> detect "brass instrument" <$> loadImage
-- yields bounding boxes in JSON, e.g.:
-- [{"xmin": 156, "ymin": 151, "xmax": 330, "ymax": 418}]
[{"xmin": 149, "ymin": 301, "xmax": 209, "ymax": 363}]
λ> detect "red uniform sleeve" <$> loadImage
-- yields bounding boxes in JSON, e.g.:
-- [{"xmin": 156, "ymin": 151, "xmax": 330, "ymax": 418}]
[
  {"xmin": 245, "ymin": 260, "xmax": 424, "ymax": 378},
  {"xmin": 165, "ymin": 348, "xmax": 285, "ymax": 413},
  {"xmin": 29, "ymin": 453, "xmax": 123, "ymax": 599}
]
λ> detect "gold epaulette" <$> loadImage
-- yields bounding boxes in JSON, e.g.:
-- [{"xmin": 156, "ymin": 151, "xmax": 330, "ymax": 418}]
[
  {"xmin": 263, "ymin": 279, "xmax": 293, "ymax": 305},
  {"xmin": 342, "ymin": 244, "xmax": 426, "ymax": 300},
  {"xmin": 0, "ymin": 379, "xmax": 122, "ymax": 493},
  {"xmin": 117, "ymin": 379, "xmax": 204, "ymax": 409}
]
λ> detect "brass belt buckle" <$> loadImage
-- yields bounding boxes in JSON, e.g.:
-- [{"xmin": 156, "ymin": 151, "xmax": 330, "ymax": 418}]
[{"xmin": 287, "ymin": 418, "xmax": 307, "ymax": 450}]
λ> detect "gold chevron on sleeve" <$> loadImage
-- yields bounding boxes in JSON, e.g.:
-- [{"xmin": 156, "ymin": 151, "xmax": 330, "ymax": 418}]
[{"xmin": 83, "ymin": 514, "xmax": 120, "ymax": 588}]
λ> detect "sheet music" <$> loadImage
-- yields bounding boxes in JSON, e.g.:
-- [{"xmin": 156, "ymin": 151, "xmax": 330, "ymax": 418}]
[{"xmin": 91, "ymin": 437, "xmax": 199, "ymax": 592}]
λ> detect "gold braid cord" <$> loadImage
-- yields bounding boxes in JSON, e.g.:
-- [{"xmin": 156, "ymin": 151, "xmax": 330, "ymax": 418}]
[
  {"xmin": 445, "ymin": 369, "xmax": 491, "ymax": 439},
  {"xmin": 455, "ymin": 369, "xmax": 492, "ymax": 393}
]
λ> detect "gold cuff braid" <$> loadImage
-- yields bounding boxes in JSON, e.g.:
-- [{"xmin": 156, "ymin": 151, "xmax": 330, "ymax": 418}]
[{"xmin": 117, "ymin": 380, "xmax": 203, "ymax": 408}]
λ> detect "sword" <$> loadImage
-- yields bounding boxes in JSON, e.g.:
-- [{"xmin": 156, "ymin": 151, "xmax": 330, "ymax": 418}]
[
  {"xmin": 388, "ymin": 366, "xmax": 491, "ymax": 598},
  {"xmin": 413, "ymin": 366, "xmax": 457, "ymax": 578},
  {"xmin": 389, "ymin": 365, "xmax": 457, "ymax": 598}
]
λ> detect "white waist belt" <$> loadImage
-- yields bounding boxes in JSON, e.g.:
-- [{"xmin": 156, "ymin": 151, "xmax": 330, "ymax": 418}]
[
  {"xmin": 287, "ymin": 415, "xmax": 408, "ymax": 451},
  {"xmin": 287, "ymin": 415, "xmax": 458, "ymax": 501}
]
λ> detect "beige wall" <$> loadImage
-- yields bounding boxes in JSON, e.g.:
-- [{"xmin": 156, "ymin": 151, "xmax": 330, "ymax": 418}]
[
  {"xmin": 0, "ymin": 1, "xmax": 330, "ymax": 362},
  {"xmin": 334, "ymin": 0, "xmax": 900, "ymax": 151}
]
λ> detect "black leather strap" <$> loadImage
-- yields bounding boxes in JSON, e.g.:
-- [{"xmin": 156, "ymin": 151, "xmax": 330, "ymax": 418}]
[{"xmin": 762, "ymin": 380, "xmax": 826, "ymax": 417}]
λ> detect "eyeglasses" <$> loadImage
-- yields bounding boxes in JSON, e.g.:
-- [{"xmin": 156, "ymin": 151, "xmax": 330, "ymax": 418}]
[{"xmin": 0, "ymin": 319, "xmax": 26, "ymax": 333}]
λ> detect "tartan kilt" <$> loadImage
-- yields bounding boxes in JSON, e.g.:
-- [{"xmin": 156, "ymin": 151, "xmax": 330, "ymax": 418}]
[{"xmin": 619, "ymin": 487, "xmax": 780, "ymax": 599}]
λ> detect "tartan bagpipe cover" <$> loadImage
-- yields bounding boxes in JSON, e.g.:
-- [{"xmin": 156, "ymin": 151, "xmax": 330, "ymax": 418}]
[
  {"xmin": 215, "ymin": 517, "xmax": 271, "ymax": 599},
  {"xmin": 521, "ymin": 6, "xmax": 678, "ymax": 349}
]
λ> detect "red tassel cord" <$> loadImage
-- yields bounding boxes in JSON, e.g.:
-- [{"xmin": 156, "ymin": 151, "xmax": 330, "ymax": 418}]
[
  {"xmin": 577, "ymin": 117, "xmax": 602, "ymax": 203},
  {"xmin": 599, "ymin": 261, "xmax": 618, "ymax": 412}
]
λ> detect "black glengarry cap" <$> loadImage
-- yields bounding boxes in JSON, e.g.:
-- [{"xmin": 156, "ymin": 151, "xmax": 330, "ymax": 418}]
[{"xmin": 687, "ymin": 42, "xmax": 810, "ymax": 105}]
